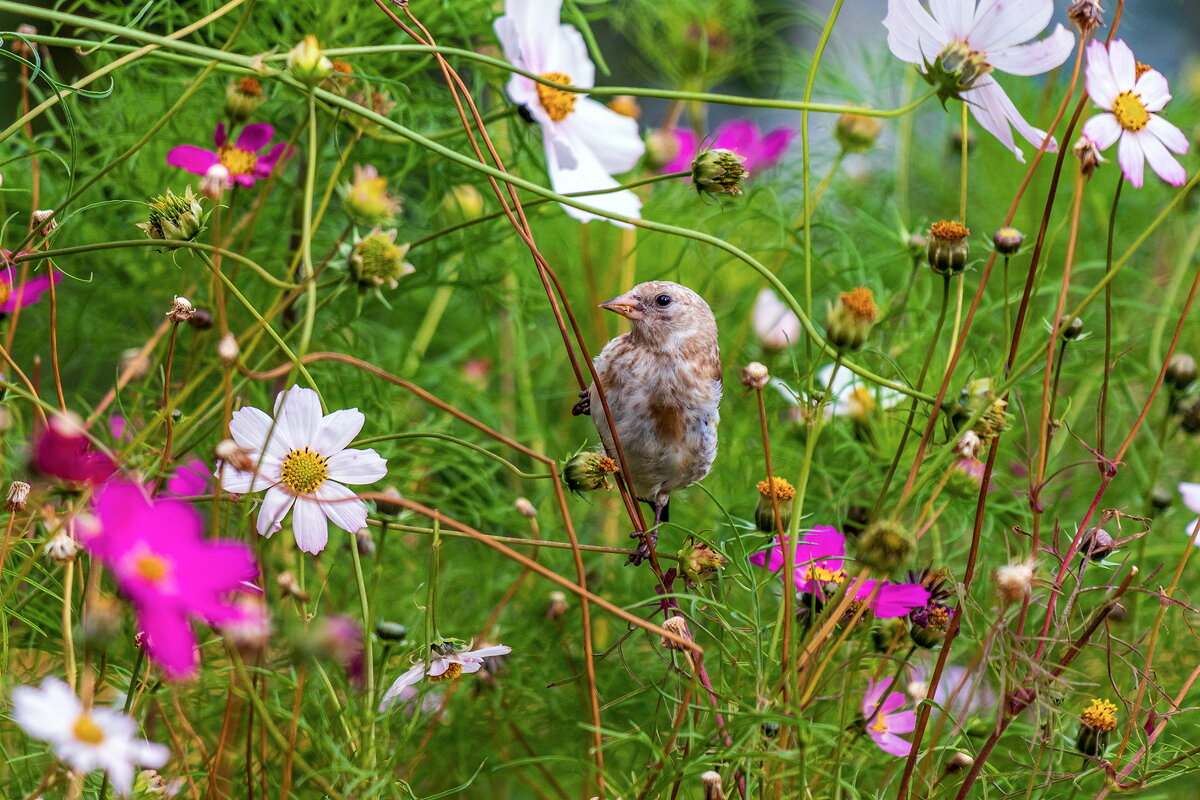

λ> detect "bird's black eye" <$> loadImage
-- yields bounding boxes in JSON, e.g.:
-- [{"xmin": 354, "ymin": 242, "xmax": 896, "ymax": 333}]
[{"xmin": 654, "ymin": 294, "xmax": 673, "ymax": 307}]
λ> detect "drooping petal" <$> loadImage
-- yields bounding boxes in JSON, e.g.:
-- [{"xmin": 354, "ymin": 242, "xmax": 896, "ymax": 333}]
[
  {"xmin": 1146, "ymin": 115, "xmax": 1189, "ymax": 155},
  {"xmin": 290, "ymin": 497, "xmax": 330, "ymax": 554},
  {"xmin": 988, "ymin": 24, "xmax": 1074, "ymax": 76},
  {"xmin": 312, "ymin": 408, "xmax": 366, "ymax": 455},
  {"xmin": 467, "ymin": 644, "xmax": 513, "ymax": 659},
  {"xmin": 883, "ymin": 0, "xmax": 949, "ymax": 64},
  {"xmin": 1117, "ymin": 130, "xmax": 1146, "ymax": 188},
  {"xmin": 565, "ymin": 99, "xmax": 645, "ymax": 175},
  {"xmin": 968, "ymin": 0, "xmax": 1054, "ymax": 53},
  {"xmin": 256, "ymin": 487, "xmax": 295, "ymax": 537},
  {"xmin": 1137, "ymin": 130, "xmax": 1187, "ymax": 186},
  {"xmin": 1084, "ymin": 39, "xmax": 1120, "ymax": 109},
  {"xmin": 137, "ymin": 604, "xmax": 199, "ymax": 679},
  {"xmin": 235, "ymin": 122, "xmax": 274, "ymax": 153},
  {"xmin": 1082, "ymin": 113, "xmax": 1122, "ymax": 150},
  {"xmin": 274, "ymin": 385, "xmax": 323, "ymax": 443},
  {"xmin": 379, "ymin": 663, "xmax": 427, "ymax": 711},
  {"xmin": 325, "ymin": 448, "xmax": 388, "ymax": 484},
  {"xmin": 314, "ymin": 481, "xmax": 369, "ymax": 534},
  {"xmin": 166, "ymin": 145, "xmax": 220, "ymax": 176},
  {"xmin": 964, "ymin": 75, "xmax": 1056, "ymax": 161}
]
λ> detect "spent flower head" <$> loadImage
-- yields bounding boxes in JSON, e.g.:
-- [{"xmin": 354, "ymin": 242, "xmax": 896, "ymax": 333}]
[
  {"xmin": 348, "ymin": 228, "xmax": 414, "ymax": 289},
  {"xmin": 137, "ymin": 187, "xmax": 203, "ymax": 248},
  {"xmin": 692, "ymin": 148, "xmax": 749, "ymax": 197}
]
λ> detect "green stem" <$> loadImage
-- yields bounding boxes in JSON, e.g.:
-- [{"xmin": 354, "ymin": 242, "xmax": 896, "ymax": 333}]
[{"xmin": 349, "ymin": 531, "xmax": 376, "ymax": 767}]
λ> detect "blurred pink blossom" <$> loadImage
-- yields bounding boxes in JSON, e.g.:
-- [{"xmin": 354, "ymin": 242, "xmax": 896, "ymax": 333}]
[
  {"xmin": 33, "ymin": 412, "xmax": 117, "ymax": 485},
  {"xmin": 663, "ymin": 119, "xmax": 795, "ymax": 174},
  {"xmin": 1, "ymin": 250, "xmax": 62, "ymax": 313}
]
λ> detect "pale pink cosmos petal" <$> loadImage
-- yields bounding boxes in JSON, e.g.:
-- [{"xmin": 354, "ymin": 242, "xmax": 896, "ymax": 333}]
[
  {"xmin": 883, "ymin": 0, "xmax": 948, "ymax": 63},
  {"xmin": 312, "ymin": 408, "xmax": 365, "ymax": 455},
  {"xmin": 379, "ymin": 663, "xmax": 428, "ymax": 710},
  {"xmin": 1185, "ymin": 518, "xmax": 1200, "ymax": 545},
  {"xmin": 218, "ymin": 463, "xmax": 277, "ymax": 494},
  {"xmin": 1178, "ymin": 482, "xmax": 1200, "ymax": 513},
  {"xmin": 568, "ymin": 99, "xmax": 644, "ymax": 175},
  {"xmin": 1137, "ymin": 130, "xmax": 1187, "ymax": 186},
  {"xmin": 988, "ymin": 25, "xmax": 1074, "ymax": 76},
  {"xmin": 1084, "ymin": 39, "xmax": 1120, "ymax": 108},
  {"xmin": 235, "ymin": 123, "xmax": 274, "ymax": 152},
  {"xmin": 256, "ymin": 486, "xmax": 294, "ymax": 537},
  {"xmin": 11, "ymin": 677, "xmax": 78, "ymax": 741},
  {"xmin": 326, "ymin": 448, "xmax": 388, "ymax": 484},
  {"xmin": 230, "ymin": 405, "xmax": 289, "ymax": 456},
  {"xmin": 469, "ymin": 644, "xmax": 513, "ymax": 659},
  {"xmin": 1146, "ymin": 115, "xmax": 1189, "ymax": 155},
  {"xmin": 554, "ymin": 22, "xmax": 594, "ymax": 90},
  {"xmin": 1135, "ymin": 70, "xmax": 1172, "ymax": 113},
  {"xmin": 166, "ymin": 145, "xmax": 220, "ymax": 176},
  {"xmin": 275, "ymin": 386, "xmax": 323, "ymax": 443},
  {"xmin": 968, "ymin": 0, "xmax": 1055, "ymax": 52},
  {"xmin": 1106, "ymin": 38, "xmax": 1137, "ymax": 89},
  {"xmin": 458, "ymin": 659, "xmax": 485, "ymax": 674},
  {"xmin": 1082, "ymin": 113, "xmax": 1122, "ymax": 150},
  {"xmin": 1117, "ymin": 131, "xmax": 1146, "ymax": 188},
  {"xmin": 964, "ymin": 75, "xmax": 1056, "ymax": 161},
  {"xmin": 929, "ymin": 0, "xmax": 971, "ymax": 40},
  {"xmin": 314, "ymin": 481, "xmax": 369, "ymax": 533},
  {"xmin": 290, "ymin": 497, "xmax": 330, "ymax": 554}
]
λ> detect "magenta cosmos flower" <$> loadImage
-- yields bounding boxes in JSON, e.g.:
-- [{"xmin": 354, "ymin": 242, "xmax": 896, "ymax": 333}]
[
  {"xmin": 884, "ymin": 0, "xmax": 1074, "ymax": 161},
  {"xmin": 33, "ymin": 412, "xmax": 117, "ymax": 485},
  {"xmin": 1082, "ymin": 39, "xmax": 1188, "ymax": 188},
  {"xmin": 167, "ymin": 122, "xmax": 288, "ymax": 188},
  {"xmin": 83, "ymin": 481, "xmax": 259, "ymax": 679},
  {"xmin": 751, "ymin": 526, "xmax": 929, "ymax": 618},
  {"xmin": 1, "ymin": 250, "xmax": 61, "ymax": 313},
  {"xmin": 664, "ymin": 119, "xmax": 795, "ymax": 175},
  {"xmin": 862, "ymin": 677, "xmax": 918, "ymax": 757}
]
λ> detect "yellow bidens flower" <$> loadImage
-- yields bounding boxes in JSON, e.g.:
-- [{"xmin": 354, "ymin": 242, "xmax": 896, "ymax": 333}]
[
  {"xmin": 287, "ymin": 35, "xmax": 333, "ymax": 87},
  {"xmin": 826, "ymin": 287, "xmax": 878, "ymax": 351},
  {"xmin": 755, "ymin": 476, "xmax": 795, "ymax": 533},
  {"xmin": 1076, "ymin": 698, "xmax": 1118, "ymax": 756},
  {"xmin": 928, "ymin": 220, "xmax": 970, "ymax": 274}
]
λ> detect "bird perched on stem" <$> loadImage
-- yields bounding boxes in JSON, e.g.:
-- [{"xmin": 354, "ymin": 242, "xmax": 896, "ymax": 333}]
[{"xmin": 573, "ymin": 281, "xmax": 722, "ymax": 564}]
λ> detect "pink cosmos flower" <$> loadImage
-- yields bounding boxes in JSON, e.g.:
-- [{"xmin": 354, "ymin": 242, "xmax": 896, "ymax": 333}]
[
  {"xmin": 884, "ymin": 0, "xmax": 1075, "ymax": 161},
  {"xmin": 165, "ymin": 458, "xmax": 211, "ymax": 497},
  {"xmin": 167, "ymin": 123, "xmax": 289, "ymax": 188},
  {"xmin": 862, "ymin": 677, "xmax": 918, "ymax": 757},
  {"xmin": 751, "ymin": 526, "xmax": 929, "ymax": 619},
  {"xmin": 753, "ymin": 288, "xmax": 802, "ymax": 351},
  {"xmin": 33, "ymin": 412, "xmax": 117, "ymax": 485},
  {"xmin": 1, "ymin": 250, "xmax": 62, "ymax": 313},
  {"xmin": 379, "ymin": 642, "xmax": 512, "ymax": 711},
  {"xmin": 83, "ymin": 481, "xmax": 260, "ymax": 679},
  {"xmin": 1081, "ymin": 39, "xmax": 1189, "ymax": 188},
  {"xmin": 663, "ymin": 119, "xmax": 795, "ymax": 175}
]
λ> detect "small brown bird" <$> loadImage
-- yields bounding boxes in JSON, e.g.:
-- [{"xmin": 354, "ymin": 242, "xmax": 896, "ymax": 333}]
[{"xmin": 573, "ymin": 281, "xmax": 722, "ymax": 564}]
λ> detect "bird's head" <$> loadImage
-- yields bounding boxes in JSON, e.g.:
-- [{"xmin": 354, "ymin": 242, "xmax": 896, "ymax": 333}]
[{"xmin": 600, "ymin": 281, "xmax": 717, "ymax": 351}]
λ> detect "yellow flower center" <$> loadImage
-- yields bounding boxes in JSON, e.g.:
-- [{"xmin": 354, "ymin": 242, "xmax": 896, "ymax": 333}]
[
  {"xmin": 428, "ymin": 662, "xmax": 463, "ymax": 682},
  {"xmin": 870, "ymin": 711, "xmax": 889, "ymax": 733},
  {"xmin": 72, "ymin": 714, "xmax": 106, "ymax": 745},
  {"xmin": 839, "ymin": 287, "xmax": 878, "ymax": 324},
  {"xmin": 1111, "ymin": 90, "xmax": 1149, "ymax": 132},
  {"xmin": 280, "ymin": 447, "xmax": 329, "ymax": 494},
  {"xmin": 536, "ymin": 72, "xmax": 577, "ymax": 122},
  {"xmin": 0, "ymin": 279, "xmax": 11, "ymax": 308},
  {"xmin": 597, "ymin": 457, "xmax": 619, "ymax": 473},
  {"xmin": 134, "ymin": 553, "xmax": 171, "ymax": 584},
  {"xmin": 805, "ymin": 566, "xmax": 846, "ymax": 585},
  {"xmin": 1081, "ymin": 698, "xmax": 1118, "ymax": 731},
  {"xmin": 930, "ymin": 220, "xmax": 969, "ymax": 242},
  {"xmin": 848, "ymin": 386, "xmax": 876, "ymax": 421},
  {"xmin": 218, "ymin": 146, "xmax": 258, "ymax": 177},
  {"xmin": 757, "ymin": 476, "xmax": 796, "ymax": 500}
]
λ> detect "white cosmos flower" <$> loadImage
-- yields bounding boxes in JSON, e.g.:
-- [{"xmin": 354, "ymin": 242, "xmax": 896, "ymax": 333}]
[
  {"xmin": 884, "ymin": 0, "xmax": 1075, "ymax": 161},
  {"xmin": 217, "ymin": 386, "xmax": 388, "ymax": 554},
  {"xmin": 1178, "ymin": 482, "xmax": 1200, "ymax": 545},
  {"xmin": 753, "ymin": 288, "xmax": 802, "ymax": 351},
  {"xmin": 379, "ymin": 643, "xmax": 512, "ymax": 711},
  {"xmin": 1082, "ymin": 39, "xmax": 1189, "ymax": 188},
  {"xmin": 11, "ymin": 677, "xmax": 168, "ymax": 796},
  {"xmin": 818, "ymin": 363, "xmax": 904, "ymax": 421},
  {"xmin": 495, "ymin": 0, "xmax": 644, "ymax": 226}
]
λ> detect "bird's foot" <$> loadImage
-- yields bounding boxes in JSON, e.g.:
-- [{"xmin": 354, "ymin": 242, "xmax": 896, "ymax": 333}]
[
  {"xmin": 571, "ymin": 389, "xmax": 591, "ymax": 416},
  {"xmin": 625, "ymin": 529, "xmax": 658, "ymax": 566}
]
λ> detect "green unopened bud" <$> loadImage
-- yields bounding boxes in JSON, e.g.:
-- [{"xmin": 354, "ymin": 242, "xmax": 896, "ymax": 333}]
[
  {"xmin": 564, "ymin": 451, "xmax": 617, "ymax": 492},
  {"xmin": 348, "ymin": 228, "xmax": 414, "ymax": 289},
  {"xmin": 923, "ymin": 40, "xmax": 993, "ymax": 105},
  {"xmin": 137, "ymin": 187, "xmax": 203, "ymax": 249},
  {"xmin": 678, "ymin": 537, "xmax": 726, "ymax": 583},
  {"xmin": 835, "ymin": 112, "xmax": 882, "ymax": 153},
  {"xmin": 440, "ymin": 184, "xmax": 484, "ymax": 225},
  {"xmin": 225, "ymin": 76, "xmax": 266, "ymax": 122},
  {"xmin": 287, "ymin": 35, "xmax": 333, "ymax": 86},
  {"xmin": 645, "ymin": 128, "xmax": 683, "ymax": 171},
  {"xmin": 693, "ymin": 148, "xmax": 748, "ymax": 197},
  {"xmin": 1166, "ymin": 353, "xmax": 1196, "ymax": 391},
  {"xmin": 825, "ymin": 287, "xmax": 878, "ymax": 351},
  {"xmin": 375, "ymin": 621, "xmax": 408, "ymax": 642},
  {"xmin": 1060, "ymin": 315, "xmax": 1084, "ymax": 340},
  {"xmin": 992, "ymin": 226, "xmax": 1024, "ymax": 255},
  {"xmin": 856, "ymin": 518, "xmax": 915, "ymax": 573},
  {"xmin": 341, "ymin": 165, "xmax": 402, "ymax": 227},
  {"xmin": 754, "ymin": 477, "xmax": 795, "ymax": 533},
  {"xmin": 928, "ymin": 220, "xmax": 970, "ymax": 274}
]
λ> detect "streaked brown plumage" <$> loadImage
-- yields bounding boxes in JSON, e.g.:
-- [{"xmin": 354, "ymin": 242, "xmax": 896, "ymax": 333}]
[{"xmin": 573, "ymin": 281, "xmax": 721, "ymax": 564}]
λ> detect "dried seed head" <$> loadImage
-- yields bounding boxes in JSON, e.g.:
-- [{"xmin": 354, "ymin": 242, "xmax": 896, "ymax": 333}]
[
  {"xmin": 6, "ymin": 481, "xmax": 31, "ymax": 511},
  {"xmin": 740, "ymin": 361, "xmax": 770, "ymax": 390},
  {"xmin": 994, "ymin": 559, "xmax": 1035, "ymax": 605},
  {"xmin": 660, "ymin": 615, "xmax": 692, "ymax": 650},
  {"xmin": 545, "ymin": 591, "xmax": 569, "ymax": 621},
  {"xmin": 1079, "ymin": 527, "xmax": 1115, "ymax": 562},
  {"xmin": 217, "ymin": 333, "xmax": 239, "ymax": 364},
  {"xmin": 953, "ymin": 430, "xmax": 983, "ymax": 460},
  {"xmin": 31, "ymin": 209, "xmax": 57, "ymax": 238},
  {"xmin": 701, "ymin": 771, "xmax": 727, "ymax": 800},
  {"xmin": 44, "ymin": 531, "xmax": 80, "ymax": 564},
  {"xmin": 945, "ymin": 751, "xmax": 975, "ymax": 774},
  {"xmin": 1067, "ymin": 0, "xmax": 1105, "ymax": 33},
  {"xmin": 167, "ymin": 296, "xmax": 195, "ymax": 323},
  {"xmin": 215, "ymin": 438, "xmax": 255, "ymax": 473},
  {"xmin": 1073, "ymin": 136, "xmax": 1106, "ymax": 179}
]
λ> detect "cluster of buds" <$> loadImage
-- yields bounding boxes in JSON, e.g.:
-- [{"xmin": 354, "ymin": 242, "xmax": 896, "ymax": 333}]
[
  {"xmin": 928, "ymin": 220, "xmax": 970, "ymax": 274},
  {"xmin": 564, "ymin": 451, "xmax": 618, "ymax": 492},
  {"xmin": 922, "ymin": 41, "xmax": 993, "ymax": 105},
  {"xmin": 225, "ymin": 76, "xmax": 267, "ymax": 122},
  {"xmin": 678, "ymin": 536, "xmax": 727, "ymax": 583},
  {"xmin": 347, "ymin": 229, "xmax": 415, "ymax": 289},
  {"xmin": 835, "ymin": 111, "xmax": 883, "ymax": 153},
  {"xmin": 136, "ymin": 187, "xmax": 204, "ymax": 248},
  {"xmin": 287, "ymin": 35, "xmax": 333, "ymax": 87},
  {"xmin": 692, "ymin": 148, "xmax": 748, "ymax": 197},
  {"xmin": 1075, "ymin": 698, "xmax": 1117, "ymax": 757},
  {"xmin": 856, "ymin": 518, "xmax": 915, "ymax": 573},
  {"xmin": 826, "ymin": 287, "xmax": 878, "ymax": 351},
  {"xmin": 341, "ymin": 165, "xmax": 402, "ymax": 227},
  {"xmin": 754, "ymin": 476, "xmax": 795, "ymax": 533}
]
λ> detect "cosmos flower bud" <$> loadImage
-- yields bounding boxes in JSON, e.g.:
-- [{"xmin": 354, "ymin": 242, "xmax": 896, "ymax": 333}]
[
  {"xmin": 1166, "ymin": 353, "xmax": 1196, "ymax": 391},
  {"xmin": 678, "ymin": 537, "xmax": 726, "ymax": 583},
  {"xmin": 953, "ymin": 430, "xmax": 983, "ymax": 460},
  {"xmin": 375, "ymin": 621, "xmax": 408, "ymax": 642},
  {"xmin": 1080, "ymin": 527, "xmax": 1115, "ymax": 562},
  {"xmin": 188, "ymin": 309, "xmax": 213, "ymax": 330},
  {"xmin": 31, "ymin": 209, "xmax": 57, "ymax": 238},
  {"xmin": 200, "ymin": 164, "xmax": 232, "ymax": 201},
  {"xmin": 994, "ymin": 558, "xmax": 1034, "ymax": 605},
  {"xmin": 166, "ymin": 296, "xmax": 195, "ymax": 323},
  {"xmin": 1059, "ymin": 315, "xmax": 1084, "ymax": 340},
  {"xmin": 754, "ymin": 476, "xmax": 795, "ymax": 533},
  {"xmin": 835, "ymin": 112, "xmax": 882, "ymax": 153},
  {"xmin": 701, "ymin": 771, "xmax": 727, "ymax": 800},
  {"xmin": 6, "ymin": 481, "xmax": 30, "ymax": 511},
  {"xmin": 660, "ymin": 615, "xmax": 692, "ymax": 651},
  {"xmin": 224, "ymin": 76, "xmax": 266, "ymax": 122},
  {"xmin": 923, "ymin": 40, "xmax": 993, "ymax": 104},
  {"xmin": 44, "ymin": 530, "xmax": 80, "ymax": 564},
  {"xmin": 645, "ymin": 128, "xmax": 682, "ymax": 170},
  {"xmin": 1073, "ymin": 135, "xmax": 1106, "ymax": 179},
  {"xmin": 545, "ymin": 591, "xmax": 569, "ymax": 621},
  {"xmin": 607, "ymin": 95, "xmax": 641, "ymax": 119},
  {"xmin": 215, "ymin": 438, "xmax": 254, "ymax": 473},
  {"xmin": 1075, "ymin": 698, "xmax": 1117, "ymax": 757},
  {"xmin": 341, "ymin": 165, "xmax": 402, "ymax": 227},
  {"xmin": 692, "ymin": 148, "xmax": 749, "ymax": 197},
  {"xmin": 514, "ymin": 497, "xmax": 537, "ymax": 518},
  {"xmin": 564, "ymin": 451, "xmax": 617, "ymax": 492},
  {"xmin": 217, "ymin": 333, "xmax": 239, "ymax": 364},
  {"xmin": 1067, "ymin": 0, "xmax": 1105, "ymax": 33},
  {"xmin": 355, "ymin": 527, "xmax": 375, "ymax": 557},
  {"xmin": 1179, "ymin": 396, "xmax": 1200, "ymax": 435},
  {"xmin": 287, "ymin": 35, "xmax": 333, "ymax": 87},
  {"xmin": 348, "ymin": 229, "xmax": 415, "ymax": 289},
  {"xmin": 927, "ymin": 220, "xmax": 970, "ymax": 274},
  {"xmin": 945, "ymin": 752, "xmax": 975, "ymax": 774},
  {"xmin": 740, "ymin": 361, "xmax": 770, "ymax": 390},
  {"xmin": 856, "ymin": 518, "xmax": 915, "ymax": 573},
  {"xmin": 440, "ymin": 184, "xmax": 484, "ymax": 224},
  {"xmin": 825, "ymin": 287, "xmax": 878, "ymax": 352},
  {"xmin": 992, "ymin": 227, "xmax": 1024, "ymax": 255},
  {"xmin": 137, "ymin": 187, "xmax": 203, "ymax": 248},
  {"xmin": 374, "ymin": 486, "xmax": 405, "ymax": 516}
]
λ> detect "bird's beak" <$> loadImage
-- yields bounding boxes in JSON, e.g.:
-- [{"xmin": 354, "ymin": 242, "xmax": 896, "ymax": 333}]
[{"xmin": 599, "ymin": 291, "xmax": 643, "ymax": 320}]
